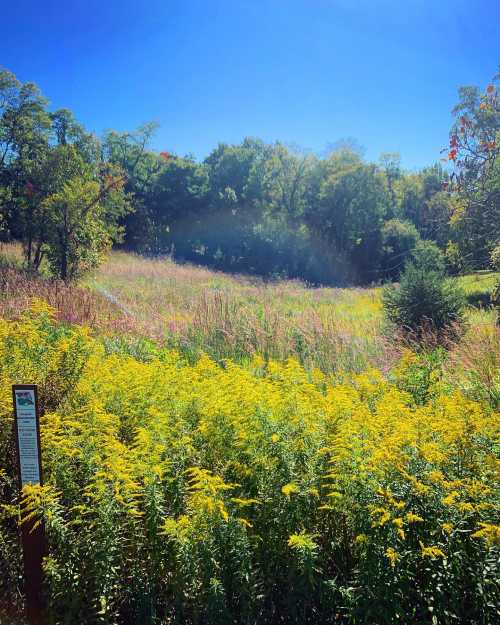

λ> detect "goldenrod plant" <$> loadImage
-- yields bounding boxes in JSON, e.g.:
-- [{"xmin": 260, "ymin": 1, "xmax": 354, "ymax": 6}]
[{"xmin": 0, "ymin": 302, "xmax": 498, "ymax": 624}]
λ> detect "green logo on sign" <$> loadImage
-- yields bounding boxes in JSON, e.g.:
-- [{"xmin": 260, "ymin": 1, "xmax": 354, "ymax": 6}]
[{"xmin": 16, "ymin": 391, "xmax": 34, "ymax": 406}]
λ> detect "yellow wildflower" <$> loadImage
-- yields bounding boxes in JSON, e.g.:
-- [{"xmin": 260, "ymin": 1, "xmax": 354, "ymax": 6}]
[
  {"xmin": 419, "ymin": 542, "xmax": 446, "ymax": 559},
  {"xmin": 385, "ymin": 547, "xmax": 400, "ymax": 567},
  {"xmin": 282, "ymin": 482, "xmax": 299, "ymax": 498},
  {"xmin": 288, "ymin": 531, "xmax": 318, "ymax": 552},
  {"xmin": 405, "ymin": 512, "xmax": 424, "ymax": 523},
  {"xmin": 472, "ymin": 523, "xmax": 500, "ymax": 546}
]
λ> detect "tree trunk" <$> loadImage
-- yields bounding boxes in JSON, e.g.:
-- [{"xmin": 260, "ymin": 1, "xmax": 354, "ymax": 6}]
[
  {"xmin": 60, "ymin": 244, "xmax": 68, "ymax": 281},
  {"xmin": 33, "ymin": 242, "xmax": 44, "ymax": 271}
]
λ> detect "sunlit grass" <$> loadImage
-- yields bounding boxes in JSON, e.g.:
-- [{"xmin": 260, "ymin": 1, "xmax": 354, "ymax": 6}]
[
  {"xmin": 84, "ymin": 251, "xmax": 388, "ymax": 372},
  {"xmin": 456, "ymin": 270, "xmax": 498, "ymax": 294},
  {"xmin": 84, "ymin": 251, "xmax": 498, "ymax": 370},
  {"xmin": 0, "ymin": 241, "xmax": 23, "ymax": 266},
  {"xmin": 1, "ymin": 246, "xmax": 497, "ymax": 374}
]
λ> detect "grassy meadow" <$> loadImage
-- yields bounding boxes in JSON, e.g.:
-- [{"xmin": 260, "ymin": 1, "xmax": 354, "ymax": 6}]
[
  {"xmin": 2, "ymin": 242, "xmax": 497, "ymax": 374},
  {"xmin": 0, "ymin": 243, "xmax": 499, "ymax": 625},
  {"xmin": 88, "ymin": 251, "xmax": 389, "ymax": 373},
  {"xmin": 1, "ymin": 14, "xmax": 498, "ymax": 625}
]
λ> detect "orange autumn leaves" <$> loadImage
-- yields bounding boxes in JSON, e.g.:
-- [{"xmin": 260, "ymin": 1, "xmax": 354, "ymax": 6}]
[{"xmin": 447, "ymin": 83, "xmax": 498, "ymax": 162}]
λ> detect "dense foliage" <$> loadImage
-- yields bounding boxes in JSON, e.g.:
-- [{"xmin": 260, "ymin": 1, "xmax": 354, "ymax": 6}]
[
  {"xmin": 113, "ymin": 140, "xmax": 455, "ymax": 285},
  {"xmin": 447, "ymin": 74, "xmax": 499, "ymax": 267},
  {"xmin": 0, "ymin": 304, "xmax": 498, "ymax": 624},
  {"xmin": 4, "ymin": 67, "xmax": 498, "ymax": 286},
  {"xmin": 0, "ymin": 68, "xmax": 151, "ymax": 281}
]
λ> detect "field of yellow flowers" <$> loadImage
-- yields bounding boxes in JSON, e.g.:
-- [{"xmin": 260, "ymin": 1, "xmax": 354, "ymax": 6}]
[{"xmin": 1, "ymin": 300, "xmax": 498, "ymax": 624}]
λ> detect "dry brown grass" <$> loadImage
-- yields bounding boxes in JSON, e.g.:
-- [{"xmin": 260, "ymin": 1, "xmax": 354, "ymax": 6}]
[
  {"xmin": 446, "ymin": 323, "xmax": 500, "ymax": 407},
  {"xmin": 0, "ymin": 266, "xmax": 137, "ymax": 334}
]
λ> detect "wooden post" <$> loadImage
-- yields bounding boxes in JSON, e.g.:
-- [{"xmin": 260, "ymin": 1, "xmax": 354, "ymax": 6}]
[{"xmin": 12, "ymin": 384, "xmax": 47, "ymax": 625}]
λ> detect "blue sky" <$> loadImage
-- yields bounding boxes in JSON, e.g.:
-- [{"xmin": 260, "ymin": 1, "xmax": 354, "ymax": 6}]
[{"xmin": 1, "ymin": 0, "xmax": 498, "ymax": 169}]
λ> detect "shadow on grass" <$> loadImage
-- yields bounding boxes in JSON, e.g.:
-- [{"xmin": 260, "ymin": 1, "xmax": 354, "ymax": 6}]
[{"xmin": 466, "ymin": 291, "xmax": 493, "ymax": 308}]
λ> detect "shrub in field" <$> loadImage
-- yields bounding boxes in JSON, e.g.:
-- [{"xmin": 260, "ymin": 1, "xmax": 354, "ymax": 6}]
[
  {"xmin": 411, "ymin": 239, "xmax": 445, "ymax": 274},
  {"xmin": 383, "ymin": 263, "xmax": 465, "ymax": 337},
  {"xmin": 0, "ymin": 305, "xmax": 498, "ymax": 624}
]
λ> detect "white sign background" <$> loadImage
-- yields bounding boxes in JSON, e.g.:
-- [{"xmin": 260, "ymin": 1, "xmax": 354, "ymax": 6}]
[{"xmin": 15, "ymin": 389, "xmax": 41, "ymax": 486}]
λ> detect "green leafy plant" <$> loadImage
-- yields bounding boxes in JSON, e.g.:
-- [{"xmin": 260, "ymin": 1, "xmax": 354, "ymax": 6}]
[{"xmin": 411, "ymin": 239, "xmax": 445, "ymax": 273}]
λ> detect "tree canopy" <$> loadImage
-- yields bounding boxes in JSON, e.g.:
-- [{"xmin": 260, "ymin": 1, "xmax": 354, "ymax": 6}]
[{"xmin": 1, "ymin": 66, "xmax": 498, "ymax": 285}]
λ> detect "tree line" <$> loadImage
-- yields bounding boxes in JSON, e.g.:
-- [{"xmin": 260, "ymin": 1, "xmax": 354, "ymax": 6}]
[{"xmin": 1, "ymin": 67, "xmax": 498, "ymax": 285}]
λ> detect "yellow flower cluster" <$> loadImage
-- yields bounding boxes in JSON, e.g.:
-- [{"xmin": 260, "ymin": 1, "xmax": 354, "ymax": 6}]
[{"xmin": 0, "ymin": 303, "xmax": 498, "ymax": 622}]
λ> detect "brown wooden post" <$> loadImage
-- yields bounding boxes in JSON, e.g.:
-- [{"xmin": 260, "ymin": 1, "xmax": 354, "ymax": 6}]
[{"xmin": 12, "ymin": 384, "xmax": 47, "ymax": 625}]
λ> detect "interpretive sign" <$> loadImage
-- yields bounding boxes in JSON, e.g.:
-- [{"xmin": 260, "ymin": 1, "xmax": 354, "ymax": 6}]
[
  {"xmin": 13, "ymin": 385, "xmax": 42, "ymax": 486},
  {"xmin": 12, "ymin": 384, "xmax": 46, "ymax": 625}
]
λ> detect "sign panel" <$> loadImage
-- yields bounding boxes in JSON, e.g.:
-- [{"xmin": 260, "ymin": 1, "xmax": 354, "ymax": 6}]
[{"xmin": 13, "ymin": 386, "xmax": 42, "ymax": 486}]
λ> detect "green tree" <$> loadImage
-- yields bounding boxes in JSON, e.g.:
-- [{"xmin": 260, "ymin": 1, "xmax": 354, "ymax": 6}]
[
  {"xmin": 16, "ymin": 144, "xmax": 87, "ymax": 271},
  {"xmin": 383, "ymin": 263, "xmax": 465, "ymax": 336},
  {"xmin": 305, "ymin": 149, "xmax": 390, "ymax": 282},
  {"xmin": 380, "ymin": 218, "xmax": 420, "ymax": 280},
  {"xmin": 259, "ymin": 143, "xmax": 313, "ymax": 224},
  {"xmin": 205, "ymin": 138, "xmax": 268, "ymax": 208},
  {"xmin": 0, "ymin": 68, "xmax": 51, "ymax": 243},
  {"xmin": 379, "ymin": 152, "xmax": 401, "ymax": 215},
  {"xmin": 411, "ymin": 239, "xmax": 445, "ymax": 273},
  {"xmin": 41, "ymin": 147, "xmax": 131, "ymax": 280},
  {"xmin": 394, "ymin": 165, "xmax": 449, "ymax": 240},
  {"xmin": 148, "ymin": 155, "xmax": 209, "ymax": 256},
  {"xmin": 446, "ymin": 75, "xmax": 499, "ymax": 268},
  {"xmin": 104, "ymin": 124, "xmax": 174, "ymax": 253},
  {"xmin": 423, "ymin": 190, "xmax": 453, "ymax": 247}
]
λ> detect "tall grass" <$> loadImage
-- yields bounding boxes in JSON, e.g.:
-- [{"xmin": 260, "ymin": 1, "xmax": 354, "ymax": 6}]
[
  {"xmin": 446, "ymin": 323, "xmax": 500, "ymax": 407},
  {"xmin": 88, "ymin": 252, "xmax": 390, "ymax": 372},
  {"xmin": 0, "ymin": 266, "xmax": 137, "ymax": 334}
]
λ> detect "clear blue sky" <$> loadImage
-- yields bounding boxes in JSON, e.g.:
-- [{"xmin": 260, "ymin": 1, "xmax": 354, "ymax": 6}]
[{"xmin": 1, "ymin": 0, "xmax": 498, "ymax": 169}]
